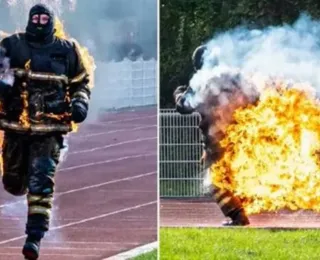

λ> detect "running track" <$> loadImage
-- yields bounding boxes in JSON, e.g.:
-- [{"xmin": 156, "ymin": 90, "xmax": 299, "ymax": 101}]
[
  {"xmin": 161, "ymin": 199, "xmax": 320, "ymax": 228},
  {"xmin": 0, "ymin": 107, "xmax": 157, "ymax": 259}
]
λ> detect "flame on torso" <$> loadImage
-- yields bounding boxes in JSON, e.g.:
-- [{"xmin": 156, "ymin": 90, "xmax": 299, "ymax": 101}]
[
  {"xmin": 54, "ymin": 18, "xmax": 96, "ymax": 90},
  {"xmin": 53, "ymin": 18, "xmax": 96, "ymax": 132},
  {"xmin": 0, "ymin": 18, "xmax": 96, "ymax": 132}
]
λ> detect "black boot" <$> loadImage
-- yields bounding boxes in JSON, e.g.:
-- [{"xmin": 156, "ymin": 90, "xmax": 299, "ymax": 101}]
[
  {"xmin": 222, "ymin": 209, "xmax": 250, "ymax": 226},
  {"xmin": 22, "ymin": 235, "xmax": 41, "ymax": 260}
]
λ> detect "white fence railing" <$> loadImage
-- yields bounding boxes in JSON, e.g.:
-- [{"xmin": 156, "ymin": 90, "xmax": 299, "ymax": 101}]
[
  {"xmin": 92, "ymin": 58, "xmax": 157, "ymax": 110},
  {"xmin": 159, "ymin": 109, "xmax": 207, "ymax": 197}
]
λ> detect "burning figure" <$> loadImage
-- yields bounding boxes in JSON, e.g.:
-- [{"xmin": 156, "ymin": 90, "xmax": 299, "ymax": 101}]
[
  {"xmin": 0, "ymin": 4, "xmax": 90, "ymax": 259},
  {"xmin": 173, "ymin": 45, "xmax": 250, "ymax": 226}
]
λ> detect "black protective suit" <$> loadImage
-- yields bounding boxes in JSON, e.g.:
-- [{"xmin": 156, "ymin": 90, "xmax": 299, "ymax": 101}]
[
  {"xmin": 173, "ymin": 45, "xmax": 249, "ymax": 226},
  {"xmin": 0, "ymin": 4, "xmax": 91, "ymax": 259}
]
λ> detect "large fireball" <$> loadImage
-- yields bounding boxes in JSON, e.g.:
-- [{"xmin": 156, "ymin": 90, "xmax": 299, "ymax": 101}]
[{"xmin": 210, "ymin": 80, "xmax": 320, "ymax": 215}]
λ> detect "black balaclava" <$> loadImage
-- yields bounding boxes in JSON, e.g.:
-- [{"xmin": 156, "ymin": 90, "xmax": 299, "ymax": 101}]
[{"xmin": 25, "ymin": 3, "xmax": 55, "ymax": 44}]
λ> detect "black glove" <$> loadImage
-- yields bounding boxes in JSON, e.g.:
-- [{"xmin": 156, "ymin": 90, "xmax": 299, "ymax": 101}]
[
  {"xmin": 71, "ymin": 100, "xmax": 88, "ymax": 123},
  {"xmin": 176, "ymin": 87, "xmax": 195, "ymax": 114},
  {"xmin": 176, "ymin": 100, "xmax": 194, "ymax": 114}
]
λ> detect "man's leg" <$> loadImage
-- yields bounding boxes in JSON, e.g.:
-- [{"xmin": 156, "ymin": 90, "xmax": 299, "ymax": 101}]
[
  {"xmin": 203, "ymin": 154, "xmax": 249, "ymax": 226},
  {"xmin": 22, "ymin": 135, "xmax": 61, "ymax": 260},
  {"xmin": 211, "ymin": 185, "xmax": 249, "ymax": 226},
  {"xmin": 1, "ymin": 133, "xmax": 28, "ymax": 196}
]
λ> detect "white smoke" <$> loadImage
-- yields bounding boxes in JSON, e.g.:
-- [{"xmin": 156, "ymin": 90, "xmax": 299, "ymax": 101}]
[
  {"xmin": 59, "ymin": 136, "xmax": 69, "ymax": 162},
  {"xmin": 188, "ymin": 13, "xmax": 320, "ymax": 109},
  {"xmin": 201, "ymin": 168, "xmax": 213, "ymax": 196},
  {"xmin": 188, "ymin": 65, "xmax": 259, "ymax": 109}
]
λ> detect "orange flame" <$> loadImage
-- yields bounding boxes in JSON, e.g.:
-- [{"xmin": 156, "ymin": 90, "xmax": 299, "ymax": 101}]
[
  {"xmin": 19, "ymin": 60, "xmax": 31, "ymax": 128},
  {"xmin": 210, "ymin": 81, "xmax": 320, "ymax": 214},
  {"xmin": 54, "ymin": 18, "xmax": 95, "ymax": 90},
  {"xmin": 54, "ymin": 18, "xmax": 95, "ymax": 132}
]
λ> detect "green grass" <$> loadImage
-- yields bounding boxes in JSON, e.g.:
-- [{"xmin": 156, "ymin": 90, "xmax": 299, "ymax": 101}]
[
  {"xmin": 131, "ymin": 249, "xmax": 157, "ymax": 260},
  {"xmin": 160, "ymin": 227, "xmax": 320, "ymax": 260}
]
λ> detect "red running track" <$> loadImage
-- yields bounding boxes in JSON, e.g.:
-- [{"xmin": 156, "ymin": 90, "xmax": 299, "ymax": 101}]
[
  {"xmin": 161, "ymin": 199, "xmax": 320, "ymax": 229},
  {"xmin": 0, "ymin": 107, "xmax": 157, "ymax": 260}
]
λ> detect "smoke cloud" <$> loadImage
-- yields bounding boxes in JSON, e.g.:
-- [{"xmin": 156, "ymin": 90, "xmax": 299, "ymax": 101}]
[{"xmin": 188, "ymin": 13, "xmax": 320, "ymax": 110}]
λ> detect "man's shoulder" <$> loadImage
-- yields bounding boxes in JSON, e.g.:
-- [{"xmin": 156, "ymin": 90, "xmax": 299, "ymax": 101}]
[
  {"xmin": 54, "ymin": 37, "xmax": 76, "ymax": 51},
  {"xmin": 1, "ymin": 32, "xmax": 25, "ymax": 44}
]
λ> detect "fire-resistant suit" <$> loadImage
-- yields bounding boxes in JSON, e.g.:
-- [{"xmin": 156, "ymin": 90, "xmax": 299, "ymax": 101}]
[
  {"xmin": 0, "ymin": 4, "xmax": 90, "ymax": 259},
  {"xmin": 173, "ymin": 45, "xmax": 249, "ymax": 226}
]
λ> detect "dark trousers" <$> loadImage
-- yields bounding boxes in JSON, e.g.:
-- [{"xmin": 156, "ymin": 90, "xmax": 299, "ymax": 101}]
[
  {"xmin": 1, "ymin": 132, "xmax": 62, "ymax": 239},
  {"xmin": 204, "ymin": 155, "xmax": 244, "ymax": 218},
  {"xmin": 211, "ymin": 183, "xmax": 244, "ymax": 218}
]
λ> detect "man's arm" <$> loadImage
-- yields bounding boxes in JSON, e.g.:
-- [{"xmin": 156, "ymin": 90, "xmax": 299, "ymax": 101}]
[
  {"xmin": 0, "ymin": 37, "xmax": 14, "ymax": 94},
  {"xmin": 173, "ymin": 85, "xmax": 195, "ymax": 114},
  {"xmin": 0, "ymin": 36, "xmax": 11, "ymax": 57},
  {"xmin": 68, "ymin": 41, "xmax": 91, "ymax": 123}
]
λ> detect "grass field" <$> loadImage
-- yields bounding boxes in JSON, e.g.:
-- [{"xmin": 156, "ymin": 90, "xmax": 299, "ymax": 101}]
[
  {"xmin": 160, "ymin": 227, "xmax": 320, "ymax": 260},
  {"xmin": 131, "ymin": 249, "xmax": 158, "ymax": 260}
]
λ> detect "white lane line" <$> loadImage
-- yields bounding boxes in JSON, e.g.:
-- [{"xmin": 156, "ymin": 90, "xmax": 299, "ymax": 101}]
[
  {"xmin": 0, "ymin": 241, "xmax": 139, "ymax": 245},
  {"xmin": 72, "ymin": 125, "xmax": 156, "ymax": 138},
  {"xmin": 59, "ymin": 153, "xmax": 156, "ymax": 171},
  {"xmin": 69, "ymin": 137, "xmax": 156, "ymax": 154},
  {"xmin": 44, "ymin": 241, "xmax": 141, "ymax": 245},
  {"xmin": 57, "ymin": 171, "xmax": 156, "ymax": 196},
  {"xmin": 0, "ymin": 201, "xmax": 157, "ymax": 245},
  {"xmin": 4, "ymin": 246, "xmax": 111, "ymax": 251},
  {"xmin": 0, "ymin": 171, "xmax": 156, "ymax": 208},
  {"xmin": 104, "ymin": 241, "xmax": 158, "ymax": 260}
]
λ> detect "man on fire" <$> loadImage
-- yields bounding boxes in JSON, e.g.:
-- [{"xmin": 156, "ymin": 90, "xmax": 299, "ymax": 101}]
[
  {"xmin": 0, "ymin": 4, "xmax": 90, "ymax": 259},
  {"xmin": 173, "ymin": 45, "xmax": 250, "ymax": 226}
]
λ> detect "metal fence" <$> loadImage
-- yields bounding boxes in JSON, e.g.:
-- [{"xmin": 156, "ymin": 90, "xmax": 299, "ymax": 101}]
[
  {"xmin": 159, "ymin": 109, "xmax": 207, "ymax": 197},
  {"xmin": 92, "ymin": 58, "xmax": 157, "ymax": 111}
]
